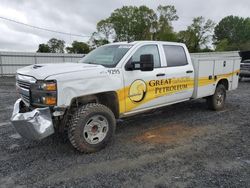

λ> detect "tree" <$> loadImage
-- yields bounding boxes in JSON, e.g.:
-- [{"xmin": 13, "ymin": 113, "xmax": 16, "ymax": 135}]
[
  {"xmin": 37, "ymin": 44, "xmax": 50, "ymax": 53},
  {"xmin": 157, "ymin": 5, "xmax": 179, "ymax": 22},
  {"xmin": 66, "ymin": 41, "xmax": 90, "ymax": 54},
  {"xmin": 155, "ymin": 5, "xmax": 179, "ymax": 41},
  {"xmin": 109, "ymin": 5, "xmax": 157, "ymax": 41},
  {"xmin": 178, "ymin": 30, "xmax": 197, "ymax": 51},
  {"xmin": 88, "ymin": 32, "xmax": 110, "ymax": 49},
  {"xmin": 214, "ymin": 16, "xmax": 250, "ymax": 51},
  {"xmin": 92, "ymin": 4, "xmax": 180, "ymax": 43},
  {"xmin": 109, "ymin": 6, "xmax": 135, "ymax": 41},
  {"xmin": 47, "ymin": 38, "xmax": 65, "ymax": 53},
  {"xmin": 133, "ymin": 5, "xmax": 158, "ymax": 40},
  {"xmin": 215, "ymin": 39, "xmax": 230, "ymax": 51},
  {"xmin": 178, "ymin": 16, "xmax": 215, "ymax": 52},
  {"xmin": 37, "ymin": 38, "xmax": 66, "ymax": 53},
  {"xmin": 97, "ymin": 18, "xmax": 114, "ymax": 41}
]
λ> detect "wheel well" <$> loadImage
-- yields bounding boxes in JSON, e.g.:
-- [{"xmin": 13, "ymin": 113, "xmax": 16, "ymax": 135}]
[
  {"xmin": 70, "ymin": 91, "xmax": 119, "ymax": 118},
  {"xmin": 217, "ymin": 79, "xmax": 229, "ymax": 90},
  {"xmin": 96, "ymin": 92, "xmax": 119, "ymax": 118}
]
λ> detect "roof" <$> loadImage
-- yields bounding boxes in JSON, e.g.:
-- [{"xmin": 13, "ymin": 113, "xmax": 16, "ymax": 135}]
[{"xmin": 107, "ymin": 40, "xmax": 185, "ymax": 46}]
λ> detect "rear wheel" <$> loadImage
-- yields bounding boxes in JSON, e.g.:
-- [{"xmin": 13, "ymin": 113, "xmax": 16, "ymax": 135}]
[
  {"xmin": 207, "ymin": 84, "xmax": 226, "ymax": 111},
  {"xmin": 68, "ymin": 103, "xmax": 116, "ymax": 153}
]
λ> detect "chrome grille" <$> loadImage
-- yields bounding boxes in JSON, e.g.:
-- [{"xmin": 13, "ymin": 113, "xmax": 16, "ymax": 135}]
[
  {"xmin": 241, "ymin": 63, "xmax": 250, "ymax": 70},
  {"xmin": 20, "ymin": 93, "xmax": 30, "ymax": 104},
  {"xmin": 16, "ymin": 75, "xmax": 36, "ymax": 106},
  {"xmin": 17, "ymin": 80, "xmax": 31, "ymax": 90}
]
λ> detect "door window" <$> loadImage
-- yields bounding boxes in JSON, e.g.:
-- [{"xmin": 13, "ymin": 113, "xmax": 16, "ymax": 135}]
[
  {"xmin": 163, "ymin": 45, "xmax": 188, "ymax": 67},
  {"xmin": 131, "ymin": 45, "xmax": 161, "ymax": 68}
]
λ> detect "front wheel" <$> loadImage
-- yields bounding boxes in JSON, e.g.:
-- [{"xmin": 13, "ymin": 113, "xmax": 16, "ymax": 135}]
[
  {"xmin": 67, "ymin": 103, "xmax": 116, "ymax": 153},
  {"xmin": 207, "ymin": 84, "xmax": 226, "ymax": 111}
]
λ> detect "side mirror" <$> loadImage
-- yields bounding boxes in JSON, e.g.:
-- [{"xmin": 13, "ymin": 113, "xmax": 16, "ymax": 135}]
[
  {"xmin": 125, "ymin": 59, "xmax": 134, "ymax": 71},
  {"xmin": 125, "ymin": 54, "xmax": 154, "ymax": 71},
  {"xmin": 140, "ymin": 54, "xmax": 154, "ymax": 71}
]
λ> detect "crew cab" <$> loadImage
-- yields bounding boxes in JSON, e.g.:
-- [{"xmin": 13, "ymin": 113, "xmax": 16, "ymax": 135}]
[{"xmin": 11, "ymin": 41, "xmax": 241, "ymax": 153}]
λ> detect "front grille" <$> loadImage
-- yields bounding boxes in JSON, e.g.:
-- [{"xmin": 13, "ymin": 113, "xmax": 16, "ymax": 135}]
[
  {"xmin": 20, "ymin": 93, "xmax": 30, "ymax": 104},
  {"xmin": 17, "ymin": 80, "xmax": 31, "ymax": 90},
  {"xmin": 241, "ymin": 66, "xmax": 250, "ymax": 70},
  {"xmin": 16, "ymin": 75, "xmax": 34, "ymax": 106},
  {"xmin": 241, "ymin": 64, "xmax": 250, "ymax": 70}
]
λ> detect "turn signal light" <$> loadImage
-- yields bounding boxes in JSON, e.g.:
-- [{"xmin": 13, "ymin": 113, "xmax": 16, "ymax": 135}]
[
  {"xmin": 43, "ymin": 83, "xmax": 57, "ymax": 91},
  {"xmin": 43, "ymin": 97, "xmax": 57, "ymax": 105}
]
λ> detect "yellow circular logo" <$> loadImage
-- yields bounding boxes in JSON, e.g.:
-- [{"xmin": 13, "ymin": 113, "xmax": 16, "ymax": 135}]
[{"xmin": 129, "ymin": 80, "xmax": 147, "ymax": 102}]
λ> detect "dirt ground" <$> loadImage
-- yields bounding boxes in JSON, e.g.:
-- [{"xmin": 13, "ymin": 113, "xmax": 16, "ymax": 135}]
[{"xmin": 0, "ymin": 77, "xmax": 249, "ymax": 188}]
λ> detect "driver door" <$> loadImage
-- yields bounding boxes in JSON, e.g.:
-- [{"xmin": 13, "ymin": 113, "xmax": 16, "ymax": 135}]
[{"xmin": 123, "ymin": 44, "xmax": 168, "ymax": 113}]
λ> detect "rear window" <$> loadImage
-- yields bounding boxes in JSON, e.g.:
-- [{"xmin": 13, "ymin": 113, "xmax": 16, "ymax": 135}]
[{"xmin": 163, "ymin": 45, "xmax": 188, "ymax": 67}]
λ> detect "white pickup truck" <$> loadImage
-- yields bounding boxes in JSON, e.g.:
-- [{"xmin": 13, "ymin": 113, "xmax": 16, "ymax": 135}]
[{"xmin": 11, "ymin": 41, "xmax": 241, "ymax": 153}]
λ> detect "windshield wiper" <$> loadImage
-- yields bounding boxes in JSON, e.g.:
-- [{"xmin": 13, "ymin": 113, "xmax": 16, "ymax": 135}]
[
  {"xmin": 83, "ymin": 62, "xmax": 96, "ymax": 64},
  {"xmin": 81, "ymin": 61, "xmax": 113, "ymax": 68}
]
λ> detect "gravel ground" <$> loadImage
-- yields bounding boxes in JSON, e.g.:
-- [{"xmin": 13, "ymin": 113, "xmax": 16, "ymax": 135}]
[{"xmin": 0, "ymin": 77, "xmax": 249, "ymax": 188}]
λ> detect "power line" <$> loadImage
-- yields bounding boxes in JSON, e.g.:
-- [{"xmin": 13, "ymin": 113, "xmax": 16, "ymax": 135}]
[{"xmin": 0, "ymin": 16, "xmax": 91, "ymax": 38}]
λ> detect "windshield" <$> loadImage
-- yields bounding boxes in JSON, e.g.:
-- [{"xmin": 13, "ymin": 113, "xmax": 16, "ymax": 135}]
[{"xmin": 79, "ymin": 44, "xmax": 133, "ymax": 67}]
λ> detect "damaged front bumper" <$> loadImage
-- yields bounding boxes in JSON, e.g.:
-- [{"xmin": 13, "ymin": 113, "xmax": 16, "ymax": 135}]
[{"xmin": 10, "ymin": 99, "xmax": 55, "ymax": 140}]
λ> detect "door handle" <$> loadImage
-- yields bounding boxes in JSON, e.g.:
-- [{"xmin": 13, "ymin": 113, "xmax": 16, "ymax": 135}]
[
  {"xmin": 186, "ymin": 70, "xmax": 193, "ymax": 74},
  {"xmin": 156, "ymin": 73, "xmax": 165, "ymax": 77}
]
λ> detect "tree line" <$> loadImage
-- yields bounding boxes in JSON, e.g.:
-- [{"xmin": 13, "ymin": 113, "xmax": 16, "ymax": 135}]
[{"xmin": 37, "ymin": 5, "xmax": 250, "ymax": 54}]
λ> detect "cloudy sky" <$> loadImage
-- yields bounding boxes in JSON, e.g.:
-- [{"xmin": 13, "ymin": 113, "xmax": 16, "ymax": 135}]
[{"xmin": 0, "ymin": 0, "xmax": 249, "ymax": 52}]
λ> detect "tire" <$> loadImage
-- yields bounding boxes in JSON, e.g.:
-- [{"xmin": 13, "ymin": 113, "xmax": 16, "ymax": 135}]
[
  {"xmin": 207, "ymin": 84, "xmax": 226, "ymax": 111},
  {"xmin": 68, "ymin": 103, "xmax": 116, "ymax": 153}
]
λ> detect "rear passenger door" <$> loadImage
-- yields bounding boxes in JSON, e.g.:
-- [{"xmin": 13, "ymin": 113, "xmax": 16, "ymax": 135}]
[{"xmin": 162, "ymin": 45, "xmax": 194, "ymax": 103}]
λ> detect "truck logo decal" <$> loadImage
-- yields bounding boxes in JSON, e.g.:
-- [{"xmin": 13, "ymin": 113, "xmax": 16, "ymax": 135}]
[
  {"xmin": 128, "ymin": 80, "xmax": 147, "ymax": 102},
  {"xmin": 148, "ymin": 78, "xmax": 189, "ymax": 95},
  {"xmin": 117, "ymin": 70, "xmax": 240, "ymax": 114}
]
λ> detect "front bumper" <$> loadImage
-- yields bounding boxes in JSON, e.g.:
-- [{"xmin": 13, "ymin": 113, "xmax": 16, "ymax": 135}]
[{"xmin": 10, "ymin": 99, "xmax": 55, "ymax": 140}]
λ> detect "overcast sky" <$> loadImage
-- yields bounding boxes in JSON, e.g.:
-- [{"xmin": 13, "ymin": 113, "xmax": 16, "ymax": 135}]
[{"xmin": 0, "ymin": 0, "xmax": 249, "ymax": 52}]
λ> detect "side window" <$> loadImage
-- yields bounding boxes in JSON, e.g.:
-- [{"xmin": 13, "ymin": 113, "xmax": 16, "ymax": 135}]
[
  {"xmin": 163, "ymin": 45, "xmax": 188, "ymax": 67},
  {"xmin": 131, "ymin": 45, "xmax": 161, "ymax": 68}
]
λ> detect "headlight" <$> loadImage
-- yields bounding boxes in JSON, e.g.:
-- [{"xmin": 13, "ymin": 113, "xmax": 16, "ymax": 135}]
[
  {"xmin": 41, "ymin": 82, "xmax": 57, "ymax": 91},
  {"xmin": 30, "ymin": 80, "xmax": 57, "ymax": 106},
  {"xmin": 32, "ymin": 81, "xmax": 57, "ymax": 91}
]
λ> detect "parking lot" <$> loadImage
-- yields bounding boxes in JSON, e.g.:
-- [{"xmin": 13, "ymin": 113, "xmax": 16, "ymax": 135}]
[{"xmin": 0, "ymin": 77, "xmax": 249, "ymax": 188}]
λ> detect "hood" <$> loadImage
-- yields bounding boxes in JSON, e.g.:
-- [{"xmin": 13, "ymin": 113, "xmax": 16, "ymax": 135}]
[{"xmin": 17, "ymin": 63, "xmax": 104, "ymax": 80}]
